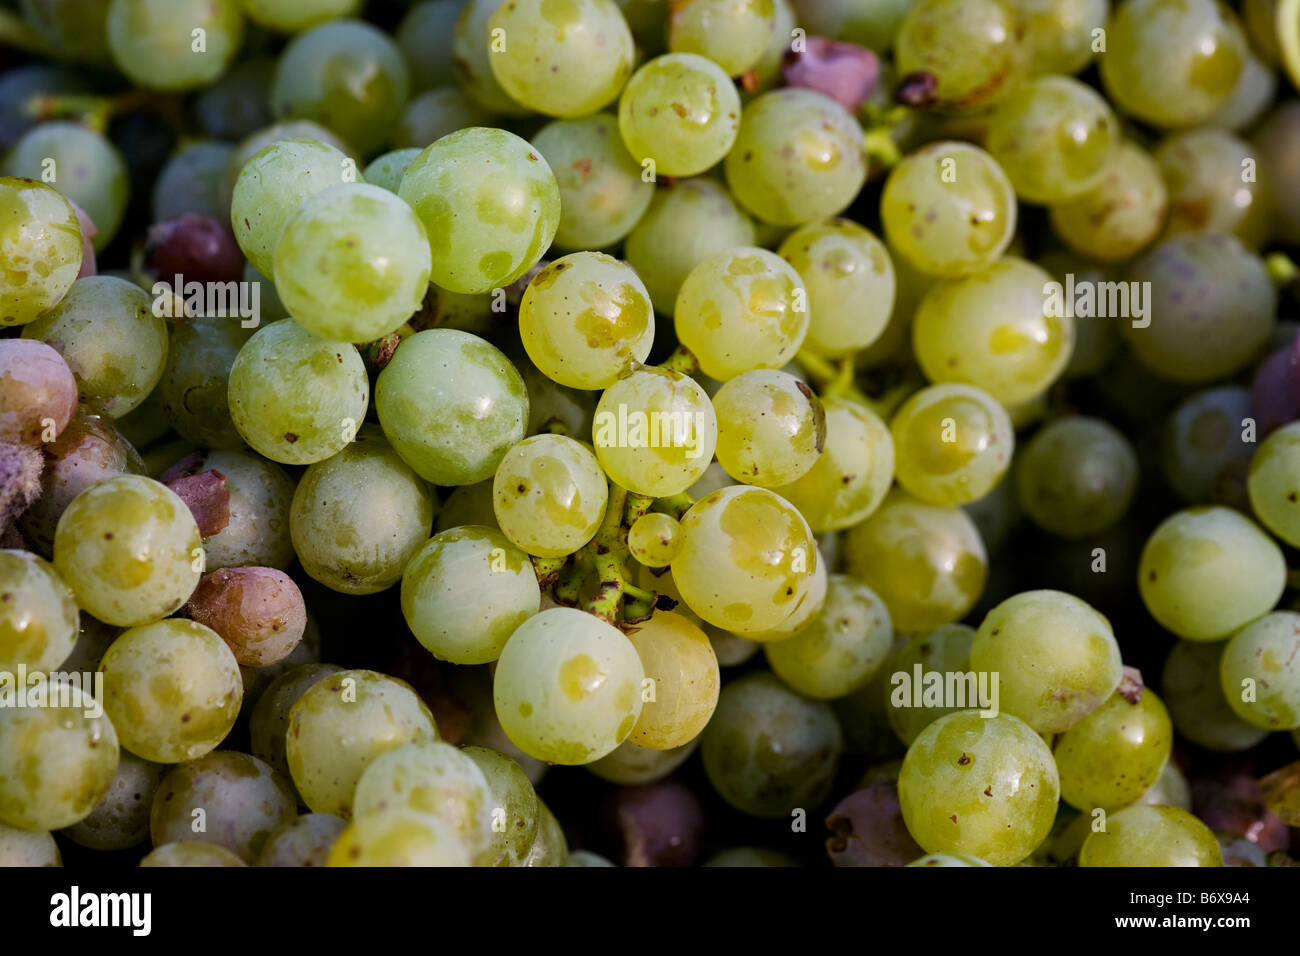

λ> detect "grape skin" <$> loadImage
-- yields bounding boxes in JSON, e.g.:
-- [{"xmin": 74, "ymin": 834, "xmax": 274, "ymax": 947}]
[
  {"xmin": 667, "ymin": 0, "xmax": 776, "ymax": 78},
  {"xmin": 155, "ymin": 139, "xmax": 234, "ymax": 224},
  {"xmin": 493, "ymin": 434, "xmax": 608, "ymax": 558},
  {"xmin": 890, "ymin": 384, "xmax": 1013, "ymax": 508},
  {"xmin": 895, "ymin": 0, "xmax": 1024, "ymax": 111},
  {"xmin": 883, "ymin": 625, "xmax": 977, "ymax": 746},
  {"xmin": 1162, "ymin": 640, "xmax": 1269, "ymax": 752},
  {"xmin": 618, "ymin": 53, "xmax": 740, "ymax": 178},
  {"xmin": 712, "ymin": 369, "xmax": 826, "ymax": 488},
  {"xmin": 61, "ymin": 750, "xmax": 166, "ymax": 852},
  {"xmin": 107, "ymin": 0, "xmax": 244, "ymax": 92},
  {"xmin": 1247, "ymin": 421, "xmax": 1300, "ymax": 546},
  {"xmin": 625, "ymin": 611, "xmax": 720, "ymax": 750},
  {"xmin": 1014, "ymin": 416, "xmax": 1139, "ymax": 539},
  {"xmin": 0, "ymin": 177, "xmax": 83, "ymax": 326},
  {"xmin": 1048, "ymin": 141, "xmax": 1168, "ymax": 263},
  {"xmin": 1053, "ymin": 688, "xmax": 1174, "ymax": 812},
  {"xmin": 1079, "ymin": 805, "xmax": 1222, "ymax": 867},
  {"xmin": 0, "ymin": 549, "xmax": 79, "ymax": 674},
  {"xmin": 1219, "ymin": 612, "xmax": 1300, "ymax": 730},
  {"xmin": 256, "ymin": 813, "xmax": 347, "ymax": 867}
]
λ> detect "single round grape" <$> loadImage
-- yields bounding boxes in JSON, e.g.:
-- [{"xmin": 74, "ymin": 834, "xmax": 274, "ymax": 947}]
[
  {"xmin": 519, "ymin": 253, "xmax": 654, "ymax": 390},
  {"xmin": 890, "ymin": 384, "xmax": 1013, "ymax": 508},
  {"xmin": 462, "ymin": 745, "xmax": 540, "ymax": 866},
  {"xmin": 592, "ymin": 366, "xmax": 717, "ymax": 498},
  {"xmin": 1220, "ymin": 611, "xmax": 1300, "ymax": 730},
  {"xmin": 586, "ymin": 738, "xmax": 699, "ymax": 786},
  {"xmin": 843, "ymin": 489, "xmax": 987, "ymax": 633},
  {"xmin": 158, "ymin": 318, "xmax": 254, "ymax": 452},
  {"xmin": 1254, "ymin": 101, "xmax": 1300, "ymax": 245},
  {"xmin": 701, "ymin": 671, "xmax": 842, "ymax": 818},
  {"xmin": 363, "ymin": 148, "xmax": 422, "ymax": 193},
  {"xmin": 1048, "ymin": 141, "xmax": 1168, "ymax": 263},
  {"xmin": 1155, "ymin": 128, "xmax": 1270, "ymax": 246},
  {"xmin": 1138, "ymin": 506, "xmax": 1285, "ymax": 642},
  {"xmin": 228, "ymin": 319, "xmax": 369, "ymax": 466},
  {"xmin": 668, "ymin": 0, "xmax": 775, "ymax": 76},
  {"xmin": 186, "ymin": 567, "xmax": 306, "ymax": 667},
  {"xmin": 328, "ymin": 809, "xmax": 473, "ymax": 866},
  {"xmin": 618, "ymin": 53, "xmax": 740, "ymax": 178},
  {"xmin": 220, "ymin": 119, "xmax": 357, "ymax": 213},
  {"xmin": 895, "ymin": 0, "xmax": 1024, "ymax": 111},
  {"xmin": 397, "ymin": 0, "xmax": 462, "ymax": 90},
  {"xmin": 881, "ymin": 142, "xmax": 1016, "ymax": 279},
  {"xmin": 377, "ymin": 329, "xmax": 528, "ymax": 486},
  {"xmin": 201, "ymin": 450, "xmax": 295, "ymax": 571},
  {"xmin": 398, "ymin": 127, "xmax": 559, "ymax": 294},
  {"xmin": 884, "ymin": 624, "xmax": 976, "ymax": 746},
  {"xmin": 674, "ymin": 247, "xmax": 809, "ymax": 381},
  {"xmin": 1079, "ymin": 805, "xmax": 1222, "ymax": 867},
  {"xmin": 394, "ymin": 87, "xmax": 493, "ymax": 149},
  {"xmin": 286, "ymin": 669, "xmax": 438, "ymax": 817},
  {"xmin": 451, "ymin": 0, "xmax": 529, "ymax": 115},
  {"xmin": 493, "ymin": 607, "xmax": 644, "ymax": 765},
  {"xmin": 1006, "ymin": 0, "xmax": 1108, "ymax": 75},
  {"xmin": 0, "ymin": 177, "xmax": 83, "ymax": 326},
  {"xmin": 0, "ymin": 824, "xmax": 60, "ymax": 866},
  {"xmin": 520, "ymin": 799, "xmax": 568, "ymax": 866},
  {"xmin": 712, "ymin": 370, "xmax": 824, "ymax": 488},
  {"xmin": 1248, "ymin": 421, "xmax": 1300, "ymax": 546},
  {"xmin": 723, "ymin": 89, "xmax": 866, "ymax": 227},
  {"xmin": 249, "ymin": 663, "xmax": 342, "ymax": 783},
  {"xmin": 625, "ymin": 611, "xmax": 720, "ymax": 750},
  {"xmin": 627, "ymin": 512, "xmax": 682, "ymax": 568},
  {"xmin": 1054, "ymin": 686, "xmax": 1173, "ymax": 812},
  {"xmin": 435, "ymin": 481, "xmax": 499, "ymax": 533},
  {"xmin": 0, "ymin": 550, "xmax": 78, "ymax": 674},
  {"xmin": 256, "ymin": 813, "xmax": 347, "ymax": 866},
  {"xmin": 193, "ymin": 58, "xmax": 275, "ymax": 142},
  {"xmin": 898, "ymin": 711, "xmax": 1058, "ymax": 866},
  {"xmin": 770, "ymin": 396, "xmax": 893, "ymax": 532},
  {"xmin": 492, "ymin": 435, "xmax": 607, "ymax": 559},
  {"xmin": 107, "ymin": 0, "xmax": 244, "ymax": 92},
  {"xmin": 140, "ymin": 841, "xmax": 247, "ymax": 867},
  {"xmin": 0, "ymin": 339, "xmax": 75, "ymax": 448},
  {"xmin": 531, "ymin": 113, "xmax": 655, "ymax": 251},
  {"xmin": 1015, "ymin": 416, "xmax": 1139, "ymax": 539},
  {"xmin": 1162, "ymin": 639, "xmax": 1270, "ymax": 752},
  {"xmin": 61, "ymin": 749, "xmax": 165, "ymax": 851},
  {"xmin": 1099, "ymin": 0, "xmax": 1247, "ymax": 128}
]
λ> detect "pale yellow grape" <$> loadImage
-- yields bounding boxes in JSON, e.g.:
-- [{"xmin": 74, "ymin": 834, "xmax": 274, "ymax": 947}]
[
  {"xmin": 670, "ymin": 485, "xmax": 819, "ymax": 635},
  {"xmin": 53, "ymin": 475, "xmax": 201, "ymax": 628},
  {"xmin": 0, "ymin": 550, "xmax": 78, "ymax": 673},
  {"xmin": 770, "ymin": 397, "xmax": 893, "ymax": 532},
  {"xmin": 1079, "ymin": 805, "xmax": 1222, "ymax": 867},
  {"xmin": 1155, "ymin": 128, "xmax": 1270, "ymax": 245},
  {"xmin": 884, "ymin": 624, "xmax": 977, "ymax": 746},
  {"xmin": 1007, "ymin": 0, "xmax": 1108, "ymax": 76},
  {"xmin": 625, "ymin": 611, "xmax": 720, "ymax": 750},
  {"xmin": 493, "ymin": 434, "xmax": 607, "ymax": 558},
  {"xmin": 1054, "ymin": 687, "xmax": 1173, "ymax": 812},
  {"xmin": 493, "ymin": 607, "xmax": 644, "ymax": 765},
  {"xmin": 1220, "ymin": 611, "xmax": 1300, "ymax": 730},
  {"xmin": 1048, "ymin": 142, "xmax": 1168, "ymax": 262},
  {"xmin": 895, "ymin": 0, "xmax": 1024, "ymax": 111},
  {"xmin": 890, "ymin": 384, "xmax": 1013, "ymax": 507},
  {"xmin": 0, "ymin": 177, "xmax": 83, "ymax": 327},
  {"xmin": 592, "ymin": 366, "xmax": 717, "ymax": 498},
  {"xmin": 99, "ymin": 620, "xmax": 242, "ymax": 764},
  {"xmin": 328, "ymin": 810, "xmax": 472, "ymax": 866},
  {"xmin": 712, "ymin": 369, "xmax": 825, "ymax": 488},
  {"xmin": 667, "ymin": 0, "xmax": 776, "ymax": 77},
  {"xmin": 618, "ymin": 53, "xmax": 740, "ymax": 178},
  {"xmin": 1138, "ymin": 506, "xmax": 1284, "ymax": 642},
  {"xmin": 451, "ymin": 0, "xmax": 530, "ymax": 116},
  {"xmin": 1247, "ymin": 421, "xmax": 1300, "ymax": 546},
  {"xmin": 519, "ymin": 253, "xmax": 654, "ymax": 390},
  {"xmin": 744, "ymin": 550, "xmax": 827, "ymax": 643},
  {"xmin": 627, "ymin": 512, "xmax": 682, "ymax": 568}
]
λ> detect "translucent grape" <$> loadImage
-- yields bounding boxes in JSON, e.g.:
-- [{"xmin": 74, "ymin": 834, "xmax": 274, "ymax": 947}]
[
  {"xmin": 627, "ymin": 512, "xmax": 682, "ymax": 568},
  {"xmin": 1220, "ymin": 611, "xmax": 1300, "ymax": 730},
  {"xmin": 625, "ymin": 611, "xmax": 720, "ymax": 750},
  {"xmin": 1154, "ymin": 128, "xmax": 1269, "ymax": 246},
  {"xmin": 1078, "ymin": 805, "xmax": 1222, "ymax": 867},
  {"xmin": 328, "ymin": 810, "xmax": 471, "ymax": 866},
  {"xmin": 884, "ymin": 624, "xmax": 977, "ymax": 746},
  {"xmin": 618, "ymin": 53, "xmax": 740, "ymax": 178},
  {"xmin": 1207, "ymin": 49, "xmax": 1276, "ymax": 131},
  {"xmin": 0, "ymin": 177, "xmax": 83, "ymax": 326},
  {"xmin": 256, "ymin": 813, "xmax": 347, "ymax": 867},
  {"xmin": 0, "ymin": 549, "xmax": 78, "ymax": 674},
  {"xmin": 895, "ymin": 0, "xmax": 1024, "ymax": 111},
  {"xmin": 186, "ymin": 567, "xmax": 305, "ymax": 667},
  {"xmin": 159, "ymin": 318, "xmax": 254, "ymax": 451},
  {"xmin": 1006, "ymin": 0, "xmax": 1108, "ymax": 75},
  {"xmin": 587, "ymin": 738, "xmax": 699, "ymax": 785},
  {"xmin": 712, "ymin": 369, "xmax": 825, "ymax": 488},
  {"xmin": 1014, "ymin": 416, "xmax": 1139, "ymax": 539},
  {"xmin": 363, "ymin": 148, "xmax": 423, "ymax": 194},
  {"xmin": 201, "ymin": 450, "xmax": 296, "ymax": 570},
  {"xmin": 238, "ymin": 0, "xmax": 360, "ymax": 32},
  {"xmin": 462, "ymin": 745, "xmax": 540, "ymax": 866},
  {"xmin": 1162, "ymin": 639, "xmax": 1269, "ymax": 752},
  {"xmin": 1054, "ymin": 687, "xmax": 1173, "ymax": 812},
  {"xmin": 667, "ymin": 0, "xmax": 776, "ymax": 77},
  {"xmin": 1048, "ymin": 141, "xmax": 1168, "ymax": 262},
  {"xmin": 451, "ymin": 0, "xmax": 529, "ymax": 115},
  {"xmin": 106, "ymin": 0, "xmax": 244, "ymax": 92},
  {"xmin": 141, "ymin": 842, "xmax": 247, "ymax": 866},
  {"xmin": 394, "ymin": 87, "xmax": 493, "ymax": 149},
  {"xmin": 492, "ymin": 434, "xmax": 607, "ymax": 558},
  {"xmin": 890, "ymin": 384, "xmax": 1013, "ymax": 508}
]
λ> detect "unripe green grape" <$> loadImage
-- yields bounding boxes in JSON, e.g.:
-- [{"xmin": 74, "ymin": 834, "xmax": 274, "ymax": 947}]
[
  {"xmin": 628, "ymin": 512, "xmax": 682, "ymax": 568},
  {"xmin": 394, "ymin": 87, "xmax": 493, "ymax": 149},
  {"xmin": 618, "ymin": 53, "xmax": 740, "ymax": 178},
  {"xmin": 328, "ymin": 810, "xmax": 472, "ymax": 866},
  {"xmin": 141, "ymin": 842, "xmax": 248, "ymax": 866},
  {"xmin": 436, "ymin": 481, "xmax": 499, "ymax": 533},
  {"xmin": 880, "ymin": 142, "xmax": 1016, "ymax": 279},
  {"xmin": 1048, "ymin": 141, "xmax": 1168, "ymax": 263},
  {"xmin": 363, "ymin": 147, "xmax": 422, "ymax": 193},
  {"xmin": 493, "ymin": 435, "xmax": 607, "ymax": 558},
  {"xmin": 107, "ymin": 0, "xmax": 244, "ymax": 92},
  {"xmin": 256, "ymin": 813, "xmax": 347, "ymax": 866},
  {"xmin": 712, "ymin": 370, "xmax": 824, "ymax": 488},
  {"xmin": 625, "ymin": 611, "xmax": 720, "ymax": 750},
  {"xmin": 1079, "ymin": 805, "xmax": 1222, "ymax": 867},
  {"xmin": 0, "ymin": 177, "xmax": 83, "ymax": 326},
  {"xmin": 1014, "ymin": 416, "xmax": 1139, "ymax": 539},
  {"xmin": 249, "ymin": 663, "xmax": 342, "ymax": 780},
  {"xmin": 895, "ymin": 0, "xmax": 1024, "ymax": 111},
  {"xmin": 723, "ymin": 89, "xmax": 866, "ymax": 227},
  {"xmin": 532, "ymin": 113, "xmax": 654, "ymax": 251},
  {"xmin": 1155, "ymin": 128, "xmax": 1270, "ymax": 246},
  {"xmin": 777, "ymin": 220, "xmax": 895, "ymax": 359},
  {"xmin": 701, "ymin": 671, "xmax": 842, "ymax": 818},
  {"xmin": 843, "ymin": 489, "xmax": 987, "ymax": 633},
  {"xmin": 521, "ymin": 799, "xmax": 569, "ymax": 866},
  {"xmin": 221, "ymin": 119, "xmax": 357, "ymax": 212},
  {"xmin": 668, "ymin": 0, "xmax": 776, "ymax": 77},
  {"xmin": 592, "ymin": 366, "xmax": 717, "ymax": 497},
  {"xmin": 1054, "ymin": 686, "xmax": 1173, "ymax": 812},
  {"xmin": 0, "ymin": 824, "xmax": 60, "ymax": 866},
  {"xmin": 891, "ymin": 384, "xmax": 1013, "ymax": 508},
  {"xmin": 201, "ymin": 450, "xmax": 295, "ymax": 571},
  {"xmin": 1162, "ymin": 639, "xmax": 1268, "ymax": 752},
  {"xmin": 1220, "ymin": 611, "xmax": 1300, "ymax": 730},
  {"xmin": 451, "ymin": 0, "xmax": 529, "ymax": 115},
  {"xmin": 0, "ymin": 550, "xmax": 78, "ymax": 674},
  {"xmin": 53, "ymin": 475, "xmax": 201, "ymax": 627},
  {"xmin": 287, "ymin": 669, "xmax": 438, "ymax": 817},
  {"xmin": 587, "ymin": 738, "xmax": 699, "ymax": 785},
  {"xmin": 884, "ymin": 625, "xmax": 977, "ymax": 746},
  {"xmin": 238, "ymin": 0, "xmax": 360, "ymax": 32},
  {"xmin": 493, "ymin": 607, "xmax": 645, "ymax": 765},
  {"xmin": 1250, "ymin": 423, "xmax": 1300, "ymax": 546},
  {"xmin": 519, "ymin": 253, "xmax": 654, "ymax": 390},
  {"xmin": 771, "ymin": 396, "xmax": 893, "ymax": 532},
  {"xmin": 396, "ymin": 1, "xmax": 462, "ymax": 91},
  {"xmin": 898, "ymin": 711, "xmax": 1058, "ymax": 866},
  {"xmin": 1138, "ymin": 506, "xmax": 1284, "ymax": 642},
  {"xmin": 674, "ymin": 247, "xmax": 809, "ymax": 381},
  {"xmin": 462, "ymin": 745, "xmax": 540, "ymax": 866},
  {"xmin": 158, "ymin": 318, "xmax": 255, "ymax": 452},
  {"xmin": 398, "ymin": 127, "xmax": 559, "ymax": 295},
  {"xmin": 1006, "ymin": 0, "xmax": 1108, "ymax": 75}
]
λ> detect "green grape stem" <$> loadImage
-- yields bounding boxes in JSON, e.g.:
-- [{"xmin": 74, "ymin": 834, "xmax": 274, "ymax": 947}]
[
  {"xmin": 624, "ymin": 492, "xmax": 655, "ymax": 527},
  {"xmin": 531, "ymin": 555, "xmax": 565, "ymax": 587},
  {"xmin": 1279, "ymin": 0, "xmax": 1300, "ymax": 94},
  {"xmin": 650, "ymin": 492, "xmax": 695, "ymax": 520},
  {"xmin": 659, "ymin": 344, "xmax": 700, "ymax": 376}
]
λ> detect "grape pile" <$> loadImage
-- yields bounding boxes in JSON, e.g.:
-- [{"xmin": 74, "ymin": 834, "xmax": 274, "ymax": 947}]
[{"xmin": 3, "ymin": 0, "xmax": 1300, "ymax": 873}]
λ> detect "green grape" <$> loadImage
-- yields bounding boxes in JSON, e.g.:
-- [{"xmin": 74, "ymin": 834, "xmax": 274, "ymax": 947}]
[
  {"xmin": 1054, "ymin": 687, "xmax": 1173, "ymax": 812},
  {"xmin": 765, "ymin": 575, "xmax": 892, "ymax": 701},
  {"xmin": 1249, "ymin": 422, "xmax": 1300, "ymax": 546},
  {"xmin": 228, "ymin": 319, "xmax": 369, "ymax": 466},
  {"xmin": 328, "ymin": 810, "xmax": 471, "ymax": 866},
  {"xmin": 884, "ymin": 624, "xmax": 977, "ymax": 746},
  {"xmin": 700, "ymin": 671, "xmax": 842, "ymax": 817},
  {"xmin": 667, "ymin": 0, "xmax": 776, "ymax": 77},
  {"xmin": 19, "ymin": 0, "xmax": 114, "ymax": 66},
  {"xmin": 627, "ymin": 512, "xmax": 682, "ymax": 568},
  {"xmin": 586, "ymin": 738, "xmax": 699, "ymax": 785},
  {"xmin": 0, "ymin": 680, "xmax": 118, "ymax": 831},
  {"xmin": 398, "ymin": 127, "xmax": 560, "ymax": 294},
  {"xmin": 898, "ymin": 711, "xmax": 1058, "ymax": 866},
  {"xmin": 971, "ymin": 590, "xmax": 1122, "ymax": 734},
  {"xmin": 880, "ymin": 142, "xmax": 1017, "ymax": 279},
  {"xmin": 912, "ymin": 257, "xmax": 1073, "ymax": 407},
  {"xmin": 249, "ymin": 663, "xmax": 343, "ymax": 779},
  {"xmin": 141, "ymin": 842, "xmax": 247, "ymax": 866},
  {"xmin": 1220, "ymin": 611, "xmax": 1300, "ymax": 730},
  {"xmin": 723, "ymin": 89, "xmax": 866, "ymax": 227},
  {"xmin": 985, "ymin": 76, "xmax": 1118, "ymax": 204},
  {"xmin": 1162, "ymin": 639, "xmax": 1269, "ymax": 748},
  {"xmin": 1208, "ymin": 50, "xmax": 1275, "ymax": 132},
  {"xmin": 493, "ymin": 607, "xmax": 644, "ymax": 765},
  {"xmin": 202, "ymin": 450, "xmax": 296, "ymax": 570},
  {"xmin": 532, "ymin": 113, "xmax": 655, "ymax": 251},
  {"xmin": 703, "ymin": 846, "xmax": 800, "ymax": 867},
  {"xmin": 1140, "ymin": 760, "xmax": 1192, "ymax": 811},
  {"xmin": 1035, "ymin": 249, "xmax": 1121, "ymax": 379},
  {"xmin": 625, "ymin": 611, "xmax": 720, "ymax": 750},
  {"xmin": 159, "ymin": 317, "xmax": 255, "ymax": 451},
  {"xmin": 771, "ymin": 396, "xmax": 893, "ymax": 533},
  {"xmin": 53, "ymin": 475, "xmax": 201, "ymax": 627},
  {"xmin": 1099, "ymin": 0, "xmax": 1246, "ymax": 129},
  {"xmin": 270, "ymin": 19, "xmax": 411, "ymax": 157},
  {"xmin": 618, "ymin": 53, "xmax": 740, "ymax": 178},
  {"xmin": 1078, "ymin": 805, "xmax": 1222, "ymax": 867},
  {"xmin": 220, "ymin": 120, "xmax": 356, "ymax": 215},
  {"xmin": 99, "ymin": 619, "xmax": 241, "ymax": 763},
  {"xmin": 150, "ymin": 751, "xmax": 296, "ymax": 862},
  {"xmin": 153, "ymin": 142, "xmax": 234, "ymax": 223},
  {"xmin": 287, "ymin": 669, "xmax": 438, "ymax": 816},
  {"xmin": 890, "ymin": 384, "xmax": 1013, "ymax": 508},
  {"xmin": 0, "ymin": 177, "xmax": 82, "ymax": 326},
  {"xmin": 895, "ymin": 0, "xmax": 1024, "ymax": 111},
  {"xmin": 1163, "ymin": 388, "xmax": 1253, "ymax": 506},
  {"xmin": 843, "ymin": 489, "xmax": 987, "ymax": 633},
  {"xmin": 1014, "ymin": 416, "xmax": 1139, "ymax": 539},
  {"xmin": 451, "ymin": 0, "xmax": 529, "ymax": 115},
  {"xmin": 521, "ymin": 799, "xmax": 568, "ymax": 866},
  {"xmin": 1121, "ymin": 234, "xmax": 1275, "ymax": 384},
  {"xmin": 462, "ymin": 745, "xmax": 540, "ymax": 866},
  {"xmin": 238, "ymin": 0, "xmax": 360, "ymax": 32},
  {"xmin": 395, "ymin": 87, "xmax": 493, "ymax": 148},
  {"xmin": 777, "ymin": 220, "xmax": 895, "ymax": 359},
  {"xmin": 256, "ymin": 813, "xmax": 347, "ymax": 867},
  {"xmin": 0, "ymin": 550, "xmax": 78, "ymax": 674},
  {"xmin": 671, "ymin": 485, "xmax": 818, "ymax": 634},
  {"xmin": 1155, "ymin": 128, "xmax": 1269, "ymax": 246},
  {"xmin": 592, "ymin": 366, "xmax": 717, "ymax": 497},
  {"xmin": 0, "ymin": 824, "xmax": 59, "ymax": 866},
  {"xmin": 398, "ymin": 1, "xmax": 464, "ymax": 91},
  {"xmin": 1048, "ymin": 141, "xmax": 1168, "ymax": 263},
  {"xmin": 377, "ymin": 329, "xmax": 529, "ymax": 485},
  {"xmin": 363, "ymin": 148, "xmax": 423, "ymax": 193},
  {"xmin": 790, "ymin": 0, "xmax": 908, "ymax": 52},
  {"xmin": 1139, "ymin": 507, "xmax": 1284, "ymax": 642},
  {"xmin": 1254, "ymin": 102, "xmax": 1300, "ymax": 244},
  {"xmin": 907, "ymin": 852, "xmax": 994, "ymax": 867},
  {"xmin": 712, "ymin": 370, "xmax": 825, "ymax": 488},
  {"xmin": 519, "ymin": 253, "xmax": 654, "ymax": 390},
  {"xmin": 488, "ymin": 0, "xmax": 633, "ymax": 117},
  {"xmin": 106, "ymin": 0, "xmax": 244, "ymax": 92},
  {"xmin": 290, "ymin": 427, "xmax": 436, "ymax": 595},
  {"xmin": 492, "ymin": 435, "xmax": 607, "ymax": 558},
  {"xmin": 230, "ymin": 138, "xmax": 358, "ymax": 279},
  {"xmin": 436, "ymin": 480, "xmax": 499, "ymax": 532},
  {"xmin": 1005, "ymin": 0, "xmax": 1108, "ymax": 75},
  {"xmin": 402, "ymin": 526, "xmax": 539, "ymax": 665},
  {"xmin": 22, "ymin": 276, "xmax": 167, "ymax": 419}
]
